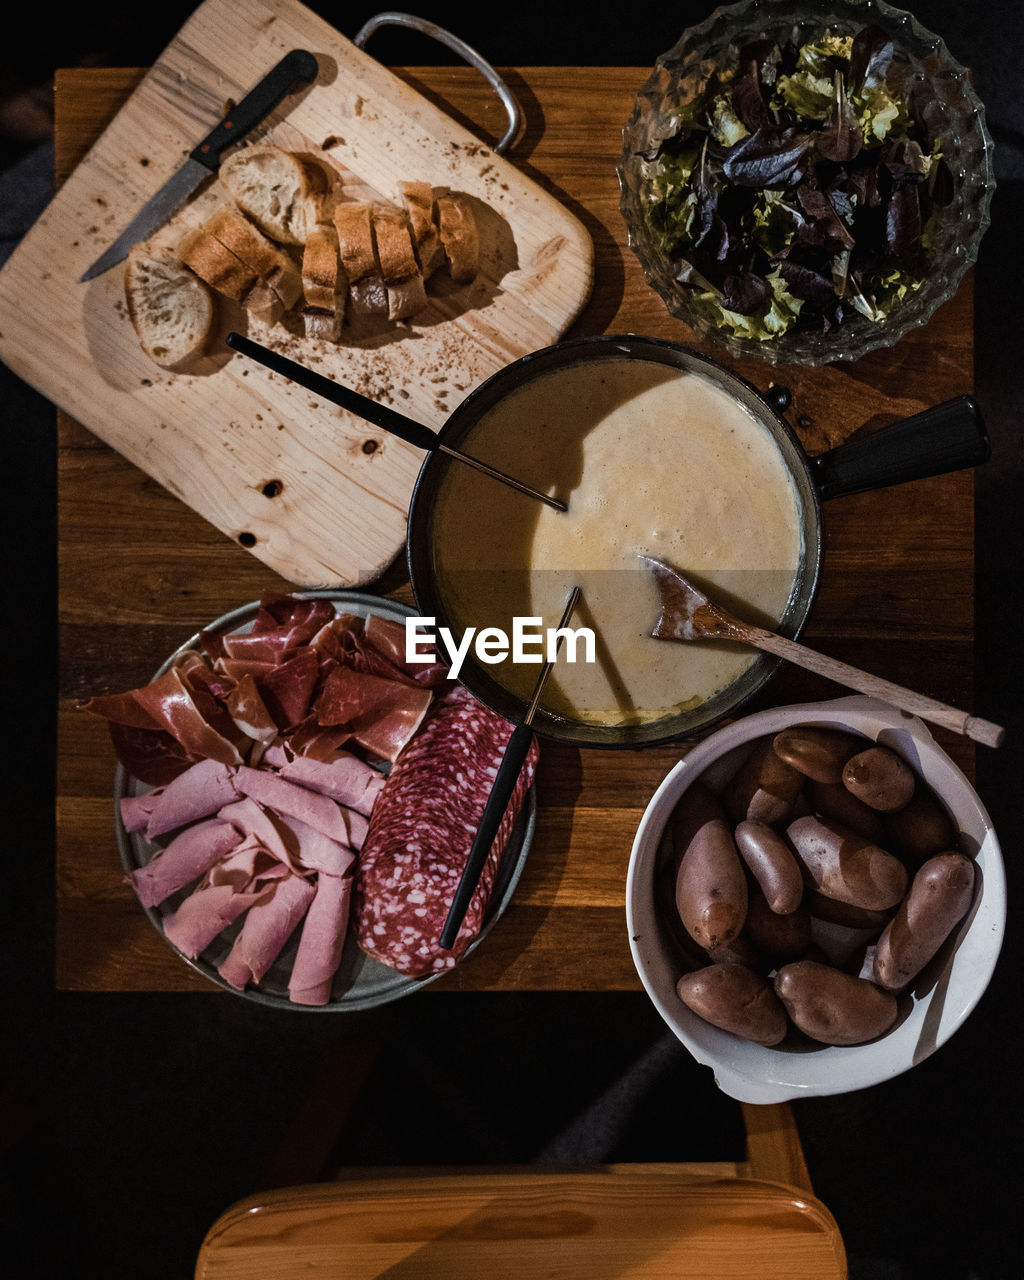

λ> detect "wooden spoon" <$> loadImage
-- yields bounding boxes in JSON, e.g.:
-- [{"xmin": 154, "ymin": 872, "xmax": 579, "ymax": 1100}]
[{"xmin": 643, "ymin": 556, "xmax": 1005, "ymax": 748}]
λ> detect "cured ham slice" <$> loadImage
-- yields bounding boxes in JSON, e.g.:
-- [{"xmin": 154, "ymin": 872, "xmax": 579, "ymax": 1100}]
[
  {"xmin": 276, "ymin": 752, "xmax": 386, "ymax": 816},
  {"xmin": 314, "ymin": 666, "xmax": 433, "ymax": 762},
  {"xmin": 162, "ymin": 841, "xmax": 289, "ymax": 958},
  {"xmin": 127, "ymin": 817, "xmax": 242, "ymax": 909},
  {"xmin": 233, "ymin": 765, "xmax": 369, "ymax": 849},
  {"xmin": 217, "ymin": 872, "xmax": 316, "ymax": 990},
  {"xmin": 143, "ymin": 758, "xmax": 241, "ymax": 839},
  {"xmin": 289, "ymin": 873, "xmax": 353, "ymax": 1006},
  {"xmin": 354, "ymin": 684, "xmax": 538, "ymax": 976}
]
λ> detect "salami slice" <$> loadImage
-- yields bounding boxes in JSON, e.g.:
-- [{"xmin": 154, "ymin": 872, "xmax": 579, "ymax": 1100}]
[{"xmin": 354, "ymin": 684, "xmax": 538, "ymax": 976}]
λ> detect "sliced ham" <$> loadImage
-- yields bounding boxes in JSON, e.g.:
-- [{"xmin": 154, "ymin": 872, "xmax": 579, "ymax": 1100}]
[
  {"xmin": 289, "ymin": 873, "xmax": 353, "ymax": 1006},
  {"xmin": 161, "ymin": 841, "xmax": 290, "ymax": 957},
  {"xmin": 233, "ymin": 764, "xmax": 369, "ymax": 849},
  {"xmin": 217, "ymin": 872, "xmax": 316, "ymax": 990},
  {"xmin": 217, "ymin": 796, "xmax": 304, "ymax": 873},
  {"xmin": 127, "ymin": 817, "xmax": 242, "ymax": 909},
  {"xmin": 144, "ymin": 758, "xmax": 242, "ymax": 839},
  {"xmin": 280, "ymin": 812, "xmax": 356, "ymax": 878},
  {"xmin": 276, "ymin": 752, "xmax": 385, "ymax": 816},
  {"xmin": 120, "ymin": 789, "xmax": 163, "ymax": 833}
]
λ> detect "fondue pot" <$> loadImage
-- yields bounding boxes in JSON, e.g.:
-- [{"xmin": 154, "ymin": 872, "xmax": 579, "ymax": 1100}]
[{"xmin": 407, "ymin": 335, "xmax": 988, "ymax": 749}]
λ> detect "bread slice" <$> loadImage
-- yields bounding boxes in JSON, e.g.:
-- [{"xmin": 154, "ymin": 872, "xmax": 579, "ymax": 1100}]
[
  {"xmin": 300, "ymin": 306, "xmax": 342, "ymax": 342},
  {"xmin": 124, "ymin": 242, "xmax": 215, "ymax": 368},
  {"xmin": 399, "ymin": 180, "xmax": 445, "ymax": 279},
  {"xmin": 219, "ymin": 144, "xmax": 329, "ymax": 245},
  {"xmin": 302, "ymin": 224, "xmax": 344, "ymax": 314},
  {"xmin": 435, "ymin": 193, "xmax": 480, "ymax": 284},
  {"xmin": 203, "ymin": 205, "xmax": 302, "ymax": 310},
  {"xmin": 348, "ymin": 274, "xmax": 389, "ymax": 318},
  {"xmin": 371, "ymin": 204, "xmax": 418, "ymax": 281},
  {"xmin": 386, "ymin": 272, "xmax": 428, "ymax": 321},
  {"xmin": 332, "ymin": 201, "xmax": 377, "ymax": 282},
  {"xmin": 178, "ymin": 223, "xmax": 260, "ymax": 303}
]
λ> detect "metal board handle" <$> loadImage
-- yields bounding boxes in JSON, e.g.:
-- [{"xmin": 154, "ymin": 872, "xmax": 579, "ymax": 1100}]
[{"xmin": 354, "ymin": 10, "xmax": 523, "ymax": 153}]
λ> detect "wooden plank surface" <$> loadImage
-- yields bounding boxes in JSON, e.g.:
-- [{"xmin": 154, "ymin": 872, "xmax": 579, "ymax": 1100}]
[
  {"xmin": 54, "ymin": 65, "xmax": 976, "ymax": 994},
  {"xmin": 0, "ymin": 0, "xmax": 593, "ymax": 588}
]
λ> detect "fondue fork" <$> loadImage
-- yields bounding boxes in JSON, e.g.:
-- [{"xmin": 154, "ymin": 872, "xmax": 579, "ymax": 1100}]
[
  {"xmin": 225, "ymin": 333, "xmax": 567, "ymax": 512},
  {"xmin": 643, "ymin": 556, "xmax": 1005, "ymax": 748},
  {"xmin": 440, "ymin": 585, "xmax": 582, "ymax": 950}
]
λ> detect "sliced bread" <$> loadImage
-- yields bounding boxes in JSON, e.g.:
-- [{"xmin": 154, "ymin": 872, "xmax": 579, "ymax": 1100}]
[
  {"xmin": 178, "ymin": 223, "xmax": 260, "ymax": 303},
  {"xmin": 371, "ymin": 203, "xmax": 419, "ymax": 281},
  {"xmin": 332, "ymin": 201, "xmax": 377, "ymax": 283},
  {"xmin": 300, "ymin": 306, "xmax": 342, "ymax": 342},
  {"xmin": 124, "ymin": 242, "xmax": 215, "ymax": 368},
  {"xmin": 203, "ymin": 205, "xmax": 302, "ymax": 310},
  {"xmin": 386, "ymin": 272, "xmax": 428, "ymax": 322},
  {"xmin": 302, "ymin": 224, "xmax": 345, "ymax": 314},
  {"xmin": 399, "ymin": 180, "xmax": 445, "ymax": 279},
  {"xmin": 219, "ymin": 144, "xmax": 329, "ymax": 245},
  {"xmin": 435, "ymin": 193, "xmax": 480, "ymax": 285}
]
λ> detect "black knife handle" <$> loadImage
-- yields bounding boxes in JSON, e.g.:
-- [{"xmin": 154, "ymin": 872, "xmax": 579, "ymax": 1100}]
[{"xmin": 190, "ymin": 49, "xmax": 319, "ymax": 171}]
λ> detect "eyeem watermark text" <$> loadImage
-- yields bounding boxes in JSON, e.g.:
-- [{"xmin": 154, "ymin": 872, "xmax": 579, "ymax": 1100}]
[{"xmin": 406, "ymin": 617, "xmax": 596, "ymax": 680}]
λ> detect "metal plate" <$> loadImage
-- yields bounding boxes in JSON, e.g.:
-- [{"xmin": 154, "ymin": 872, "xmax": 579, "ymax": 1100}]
[{"xmin": 114, "ymin": 590, "xmax": 536, "ymax": 1010}]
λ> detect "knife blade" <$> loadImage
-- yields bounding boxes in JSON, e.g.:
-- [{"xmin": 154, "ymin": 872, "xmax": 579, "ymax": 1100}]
[{"xmin": 80, "ymin": 48, "xmax": 319, "ymax": 282}]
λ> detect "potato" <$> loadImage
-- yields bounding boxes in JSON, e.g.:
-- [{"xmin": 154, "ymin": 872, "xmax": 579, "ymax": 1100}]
[
  {"xmin": 735, "ymin": 819, "xmax": 804, "ymax": 914},
  {"xmin": 842, "ymin": 745, "xmax": 916, "ymax": 812},
  {"xmin": 674, "ymin": 818, "xmax": 748, "ymax": 950},
  {"xmin": 677, "ymin": 962, "xmax": 789, "ymax": 1046},
  {"xmin": 706, "ymin": 932, "xmax": 769, "ymax": 975},
  {"xmin": 805, "ymin": 890, "xmax": 893, "ymax": 932},
  {"xmin": 724, "ymin": 737, "xmax": 804, "ymax": 826},
  {"xmin": 774, "ymin": 960, "xmax": 899, "ymax": 1046},
  {"xmin": 772, "ymin": 727, "xmax": 863, "ymax": 783},
  {"xmin": 805, "ymin": 778, "xmax": 885, "ymax": 843},
  {"xmin": 872, "ymin": 852, "xmax": 976, "ymax": 991},
  {"xmin": 787, "ymin": 814, "xmax": 908, "ymax": 911},
  {"xmin": 743, "ymin": 883, "xmax": 812, "ymax": 965},
  {"xmin": 884, "ymin": 791, "xmax": 958, "ymax": 864}
]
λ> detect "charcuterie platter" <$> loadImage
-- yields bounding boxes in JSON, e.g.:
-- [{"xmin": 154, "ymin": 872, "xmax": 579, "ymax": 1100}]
[
  {"xmin": 105, "ymin": 591, "xmax": 536, "ymax": 1008},
  {"xmin": 0, "ymin": 0, "xmax": 593, "ymax": 587}
]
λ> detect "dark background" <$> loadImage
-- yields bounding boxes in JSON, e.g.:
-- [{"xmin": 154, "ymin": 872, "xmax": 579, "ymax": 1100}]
[{"xmin": 2, "ymin": 4, "xmax": 1021, "ymax": 1278}]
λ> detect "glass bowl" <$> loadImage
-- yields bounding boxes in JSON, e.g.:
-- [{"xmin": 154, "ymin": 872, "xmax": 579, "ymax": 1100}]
[{"xmin": 617, "ymin": 0, "xmax": 995, "ymax": 366}]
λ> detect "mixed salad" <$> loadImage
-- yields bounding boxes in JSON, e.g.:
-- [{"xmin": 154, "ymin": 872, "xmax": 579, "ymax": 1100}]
[{"xmin": 636, "ymin": 24, "xmax": 953, "ymax": 341}]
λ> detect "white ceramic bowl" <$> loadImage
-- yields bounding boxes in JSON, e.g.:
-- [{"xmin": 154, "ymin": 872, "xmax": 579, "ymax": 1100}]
[{"xmin": 625, "ymin": 695, "xmax": 1005, "ymax": 1103}]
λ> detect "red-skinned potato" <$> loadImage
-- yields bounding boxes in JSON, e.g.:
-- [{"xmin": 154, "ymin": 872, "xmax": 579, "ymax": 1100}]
[
  {"xmin": 805, "ymin": 890, "xmax": 894, "ymax": 932},
  {"xmin": 706, "ymin": 932, "xmax": 770, "ymax": 976},
  {"xmin": 774, "ymin": 960, "xmax": 899, "ymax": 1045},
  {"xmin": 787, "ymin": 814, "xmax": 908, "ymax": 911},
  {"xmin": 724, "ymin": 737, "xmax": 804, "ymax": 826},
  {"xmin": 772, "ymin": 727, "xmax": 863, "ymax": 783},
  {"xmin": 743, "ymin": 881, "xmax": 813, "ymax": 964},
  {"xmin": 842, "ymin": 746, "xmax": 916, "ymax": 812},
  {"xmin": 735, "ymin": 819, "xmax": 804, "ymax": 914},
  {"xmin": 805, "ymin": 778, "xmax": 885, "ymax": 843},
  {"xmin": 675, "ymin": 818, "xmax": 748, "ymax": 951},
  {"xmin": 884, "ymin": 791, "xmax": 958, "ymax": 864},
  {"xmin": 873, "ymin": 852, "xmax": 976, "ymax": 991},
  {"xmin": 677, "ymin": 962, "xmax": 789, "ymax": 1046}
]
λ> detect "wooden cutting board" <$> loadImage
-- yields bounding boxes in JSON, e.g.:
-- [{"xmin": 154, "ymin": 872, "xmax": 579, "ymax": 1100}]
[{"xmin": 0, "ymin": 0, "xmax": 593, "ymax": 587}]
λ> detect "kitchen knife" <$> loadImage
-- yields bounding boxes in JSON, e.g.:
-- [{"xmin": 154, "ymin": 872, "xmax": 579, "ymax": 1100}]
[{"xmin": 79, "ymin": 48, "xmax": 319, "ymax": 282}]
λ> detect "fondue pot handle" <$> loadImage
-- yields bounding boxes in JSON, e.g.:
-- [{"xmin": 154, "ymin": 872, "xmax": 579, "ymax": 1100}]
[{"xmin": 810, "ymin": 395, "xmax": 990, "ymax": 501}]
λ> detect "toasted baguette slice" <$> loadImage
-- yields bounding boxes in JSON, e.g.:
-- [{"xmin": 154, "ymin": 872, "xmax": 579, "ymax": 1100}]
[
  {"xmin": 348, "ymin": 274, "xmax": 389, "ymax": 317},
  {"xmin": 178, "ymin": 224, "xmax": 260, "ymax": 303},
  {"xmin": 386, "ymin": 273, "xmax": 428, "ymax": 321},
  {"xmin": 203, "ymin": 205, "xmax": 302, "ymax": 309},
  {"xmin": 435, "ymin": 193, "xmax": 479, "ymax": 284},
  {"xmin": 371, "ymin": 203, "xmax": 418, "ymax": 281},
  {"xmin": 219, "ymin": 144, "xmax": 328, "ymax": 245},
  {"xmin": 302, "ymin": 224, "xmax": 344, "ymax": 312},
  {"xmin": 399, "ymin": 180, "xmax": 445, "ymax": 278},
  {"xmin": 124, "ymin": 242, "xmax": 215, "ymax": 368},
  {"xmin": 332, "ymin": 201, "xmax": 377, "ymax": 283},
  {"xmin": 300, "ymin": 306, "xmax": 342, "ymax": 342}
]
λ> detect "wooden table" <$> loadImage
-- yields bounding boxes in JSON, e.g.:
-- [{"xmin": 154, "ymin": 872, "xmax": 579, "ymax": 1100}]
[{"xmin": 55, "ymin": 66, "xmax": 976, "ymax": 994}]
